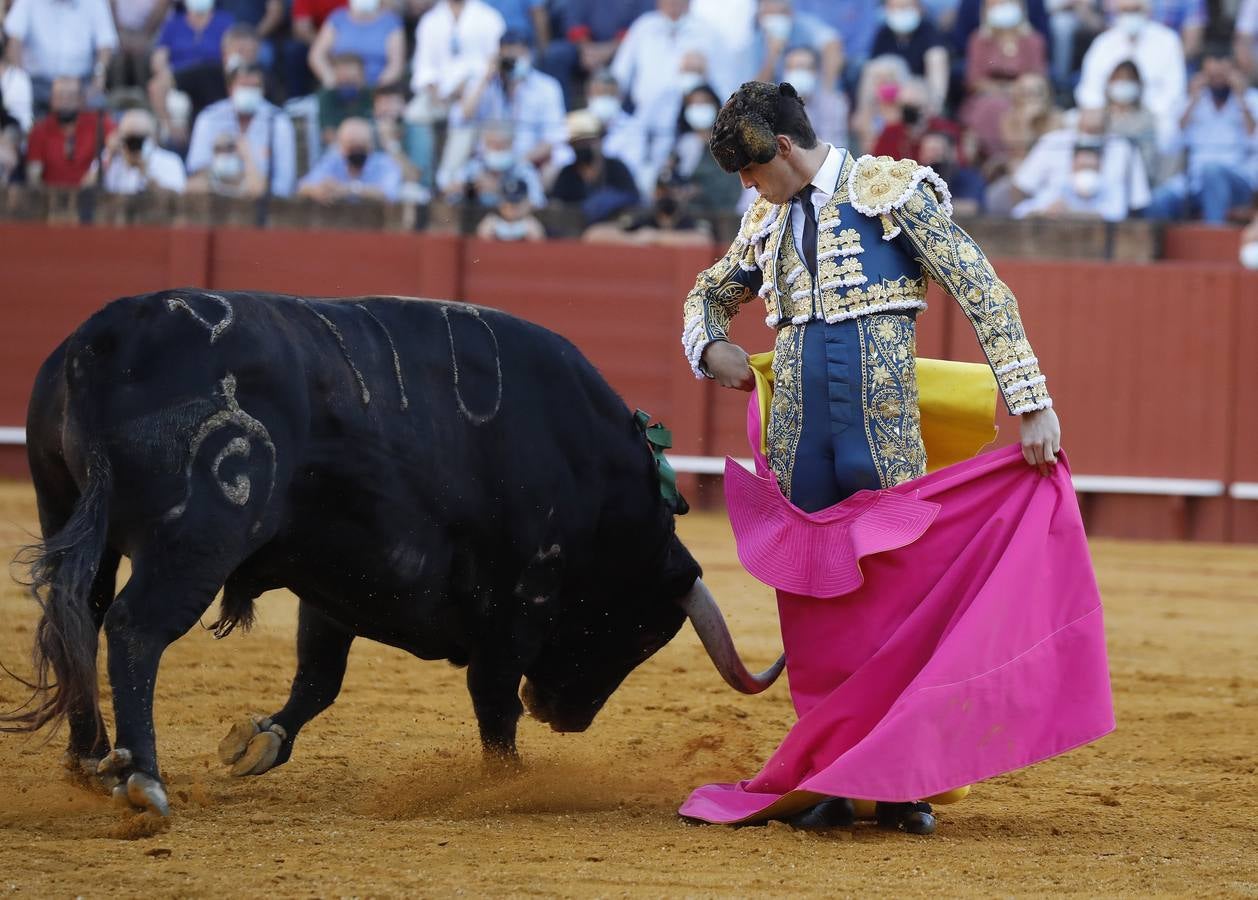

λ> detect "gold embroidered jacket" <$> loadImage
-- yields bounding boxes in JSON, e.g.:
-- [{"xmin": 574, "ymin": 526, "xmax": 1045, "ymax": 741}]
[{"xmin": 681, "ymin": 153, "xmax": 1052, "ymax": 415}]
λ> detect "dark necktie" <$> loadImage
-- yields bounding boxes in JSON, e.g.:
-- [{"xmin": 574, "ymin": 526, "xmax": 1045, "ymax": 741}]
[{"xmin": 798, "ymin": 184, "xmax": 818, "ymax": 277}]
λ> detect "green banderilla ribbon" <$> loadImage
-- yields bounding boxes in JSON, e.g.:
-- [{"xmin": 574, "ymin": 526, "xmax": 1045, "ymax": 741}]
[{"xmin": 634, "ymin": 409, "xmax": 689, "ymax": 515}]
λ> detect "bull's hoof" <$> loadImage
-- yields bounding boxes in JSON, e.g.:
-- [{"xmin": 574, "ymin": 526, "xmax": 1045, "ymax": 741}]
[
  {"xmin": 875, "ymin": 801, "xmax": 937, "ymax": 836},
  {"xmin": 111, "ymin": 772, "xmax": 170, "ymax": 817},
  {"xmin": 785, "ymin": 797, "xmax": 856, "ymax": 829},
  {"xmin": 219, "ymin": 716, "xmax": 287, "ymax": 777},
  {"xmin": 63, "ymin": 751, "xmax": 119, "ymax": 792}
]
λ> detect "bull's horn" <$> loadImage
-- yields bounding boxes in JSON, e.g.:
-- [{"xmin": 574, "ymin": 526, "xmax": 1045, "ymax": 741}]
[{"xmin": 678, "ymin": 578, "xmax": 785, "ymax": 694}]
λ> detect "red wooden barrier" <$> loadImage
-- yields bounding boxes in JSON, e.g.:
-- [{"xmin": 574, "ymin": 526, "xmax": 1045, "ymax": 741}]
[{"xmin": 1, "ymin": 223, "xmax": 1253, "ymax": 540}]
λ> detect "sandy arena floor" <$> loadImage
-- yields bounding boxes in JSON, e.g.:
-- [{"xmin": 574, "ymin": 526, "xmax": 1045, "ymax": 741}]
[{"xmin": 0, "ymin": 480, "xmax": 1255, "ymax": 897}]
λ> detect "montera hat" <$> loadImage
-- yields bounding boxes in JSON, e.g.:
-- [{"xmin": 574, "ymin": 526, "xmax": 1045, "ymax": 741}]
[{"xmin": 709, "ymin": 81, "xmax": 805, "ymax": 174}]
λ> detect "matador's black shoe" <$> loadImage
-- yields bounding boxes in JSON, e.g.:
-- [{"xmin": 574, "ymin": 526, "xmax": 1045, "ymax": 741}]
[
  {"xmin": 875, "ymin": 800, "xmax": 937, "ymax": 835},
  {"xmin": 784, "ymin": 797, "xmax": 856, "ymax": 829}
]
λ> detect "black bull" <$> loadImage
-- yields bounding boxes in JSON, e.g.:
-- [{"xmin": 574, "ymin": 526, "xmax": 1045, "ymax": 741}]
[{"xmin": 3, "ymin": 290, "xmax": 782, "ymax": 816}]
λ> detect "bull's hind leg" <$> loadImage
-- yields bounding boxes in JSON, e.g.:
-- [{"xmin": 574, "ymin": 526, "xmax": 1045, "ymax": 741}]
[
  {"xmin": 219, "ymin": 600, "xmax": 354, "ymax": 777},
  {"xmin": 62, "ymin": 547, "xmax": 121, "ymax": 783},
  {"xmin": 96, "ymin": 558, "xmax": 231, "ymax": 816}
]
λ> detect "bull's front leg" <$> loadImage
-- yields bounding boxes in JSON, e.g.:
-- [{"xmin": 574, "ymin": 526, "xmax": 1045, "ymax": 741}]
[
  {"xmin": 219, "ymin": 601, "xmax": 354, "ymax": 776},
  {"xmin": 97, "ymin": 564, "xmax": 223, "ymax": 816},
  {"xmin": 467, "ymin": 654, "xmax": 524, "ymax": 762}
]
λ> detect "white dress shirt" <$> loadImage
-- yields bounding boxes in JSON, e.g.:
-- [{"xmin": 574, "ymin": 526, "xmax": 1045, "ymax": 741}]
[
  {"xmin": 609, "ymin": 11, "xmax": 707, "ymax": 116},
  {"xmin": 1075, "ymin": 22, "xmax": 1186, "ymax": 144},
  {"xmin": 2, "ymin": 0, "xmax": 118, "ymax": 80},
  {"xmin": 186, "ymin": 99, "xmax": 298, "ymax": 197},
  {"xmin": 1, "ymin": 64, "xmax": 34, "ymax": 132},
  {"xmin": 1013, "ymin": 126, "xmax": 1152, "ymax": 213},
  {"xmin": 103, "ymin": 143, "xmax": 187, "ymax": 194},
  {"xmin": 790, "ymin": 144, "xmax": 845, "ymax": 264},
  {"xmin": 410, "ymin": 0, "xmax": 505, "ymax": 100}
]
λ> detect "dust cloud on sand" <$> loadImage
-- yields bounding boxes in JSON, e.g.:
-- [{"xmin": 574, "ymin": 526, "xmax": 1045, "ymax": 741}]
[{"xmin": 1, "ymin": 482, "xmax": 1256, "ymax": 896}]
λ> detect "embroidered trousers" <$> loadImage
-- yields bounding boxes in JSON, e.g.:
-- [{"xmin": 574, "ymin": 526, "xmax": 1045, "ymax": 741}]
[{"xmin": 767, "ymin": 314, "xmax": 927, "ymax": 513}]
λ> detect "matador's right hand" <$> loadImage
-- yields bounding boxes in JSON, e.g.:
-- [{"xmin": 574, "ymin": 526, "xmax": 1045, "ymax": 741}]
[{"xmin": 701, "ymin": 341, "xmax": 755, "ymax": 392}]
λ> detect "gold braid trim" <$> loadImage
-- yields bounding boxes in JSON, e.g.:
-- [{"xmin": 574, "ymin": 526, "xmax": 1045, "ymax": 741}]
[{"xmin": 891, "ymin": 184, "xmax": 1052, "ymax": 414}]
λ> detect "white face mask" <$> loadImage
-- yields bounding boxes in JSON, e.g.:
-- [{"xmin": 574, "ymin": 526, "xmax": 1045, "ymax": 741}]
[
  {"xmin": 1107, "ymin": 80, "xmax": 1141, "ymax": 105},
  {"xmin": 886, "ymin": 8, "xmax": 922, "ymax": 34},
  {"xmin": 484, "ymin": 149, "xmax": 515, "ymax": 171},
  {"xmin": 1072, "ymin": 168, "xmax": 1101, "ymax": 198},
  {"xmin": 1115, "ymin": 12, "xmax": 1148, "ymax": 36},
  {"xmin": 1241, "ymin": 241, "xmax": 1258, "ymax": 270},
  {"xmin": 760, "ymin": 14, "xmax": 792, "ymax": 41},
  {"xmin": 588, "ymin": 94, "xmax": 622, "ymax": 124},
  {"xmin": 349, "ymin": 0, "xmax": 380, "ymax": 13},
  {"xmin": 784, "ymin": 67, "xmax": 817, "ymax": 97},
  {"xmin": 211, "ymin": 152, "xmax": 243, "ymax": 181},
  {"xmin": 987, "ymin": 2, "xmax": 1023, "ymax": 29},
  {"xmin": 684, "ymin": 102, "xmax": 718, "ymax": 131},
  {"xmin": 185, "ymin": 0, "xmax": 214, "ymax": 13},
  {"xmin": 676, "ymin": 71, "xmax": 705, "ymax": 95},
  {"xmin": 231, "ymin": 85, "xmax": 264, "ymax": 115}
]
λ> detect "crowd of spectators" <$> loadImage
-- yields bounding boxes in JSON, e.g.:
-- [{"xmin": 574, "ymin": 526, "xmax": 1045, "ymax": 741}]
[{"xmin": 2, "ymin": 0, "xmax": 1258, "ymax": 252}]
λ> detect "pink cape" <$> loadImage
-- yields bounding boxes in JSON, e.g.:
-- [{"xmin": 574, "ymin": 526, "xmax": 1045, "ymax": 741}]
[{"xmin": 678, "ymin": 405, "xmax": 1115, "ymax": 825}]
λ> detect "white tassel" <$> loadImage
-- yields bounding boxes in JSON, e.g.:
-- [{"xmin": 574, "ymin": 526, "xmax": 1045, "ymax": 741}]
[
  {"xmin": 994, "ymin": 355, "xmax": 1039, "ymax": 377},
  {"xmin": 785, "ymin": 265, "xmax": 805, "ymax": 285},
  {"xmin": 823, "ymin": 299, "xmax": 929, "ymax": 324},
  {"xmin": 1011, "ymin": 397, "xmax": 1054, "ymax": 415},
  {"xmin": 1004, "ymin": 374, "xmax": 1048, "ymax": 394}
]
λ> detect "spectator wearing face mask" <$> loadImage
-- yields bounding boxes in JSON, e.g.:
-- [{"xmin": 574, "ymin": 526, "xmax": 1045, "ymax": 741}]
[
  {"xmin": 538, "ymin": 0, "xmax": 653, "ymax": 110},
  {"xmin": 476, "ymin": 173, "xmax": 546, "ymax": 240},
  {"xmin": 317, "ymin": 53, "xmax": 373, "ymax": 147},
  {"xmin": 1075, "ymin": 0, "xmax": 1185, "ymax": 145},
  {"xmin": 782, "ymin": 45, "xmax": 849, "ymax": 149},
  {"xmin": 443, "ymin": 121, "xmax": 546, "ymax": 207},
  {"xmin": 1010, "ymin": 108, "xmax": 1150, "ymax": 216},
  {"xmin": 584, "ymin": 68, "xmax": 654, "ymax": 198},
  {"xmin": 1102, "ymin": 60, "xmax": 1162, "ymax": 185},
  {"xmin": 309, "ymin": 0, "xmax": 405, "ymax": 88},
  {"xmin": 1013, "ymin": 143, "xmax": 1130, "ymax": 219},
  {"xmin": 2, "ymin": 0, "xmax": 117, "ymax": 112},
  {"xmin": 101, "ymin": 108, "xmax": 186, "ymax": 194},
  {"xmin": 299, "ymin": 115, "xmax": 403, "ymax": 202},
  {"xmin": 610, "ymin": 0, "xmax": 707, "ymax": 119},
  {"xmin": 0, "ymin": 31, "xmax": 33, "ymax": 134},
  {"xmin": 667, "ymin": 85, "xmax": 742, "ymax": 213},
  {"xmin": 551, "ymin": 108, "xmax": 640, "ymax": 224},
  {"xmin": 852, "ymin": 54, "xmax": 913, "ymax": 153},
  {"xmin": 961, "ymin": 0, "xmax": 1047, "ymax": 161},
  {"xmin": 186, "ymin": 62, "xmax": 296, "ymax": 196},
  {"xmin": 447, "ymin": 29, "xmax": 570, "ymax": 184},
  {"xmin": 584, "ymin": 167, "xmax": 712, "ymax": 245},
  {"xmin": 187, "ymin": 129, "xmax": 265, "ymax": 195},
  {"xmin": 873, "ymin": 78, "xmax": 965, "ymax": 162},
  {"xmin": 746, "ymin": 0, "xmax": 843, "ymax": 89},
  {"xmin": 1144, "ymin": 47, "xmax": 1258, "ymax": 224},
  {"xmin": 870, "ymin": 0, "xmax": 951, "ymax": 113},
  {"xmin": 24, "ymin": 76, "xmax": 113, "ymax": 187}
]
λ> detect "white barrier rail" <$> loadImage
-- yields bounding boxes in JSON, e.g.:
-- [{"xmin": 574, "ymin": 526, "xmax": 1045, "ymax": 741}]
[{"xmin": 0, "ymin": 432, "xmax": 1247, "ymax": 499}]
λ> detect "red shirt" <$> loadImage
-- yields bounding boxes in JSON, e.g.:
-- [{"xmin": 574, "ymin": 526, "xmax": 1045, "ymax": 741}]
[
  {"xmin": 291, "ymin": 0, "xmax": 348, "ymax": 27},
  {"xmin": 873, "ymin": 117, "xmax": 966, "ymax": 166},
  {"xmin": 26, "ymin": 112, "xmax": 115, "ymax": 187}
]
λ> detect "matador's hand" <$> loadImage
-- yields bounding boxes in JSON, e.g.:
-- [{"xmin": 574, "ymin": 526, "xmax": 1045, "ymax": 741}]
[
  {"xmin": 701, "ymin": 341, "xmax": 755, "ymax": 392},
  {"xmin": 1019, "ymin": 407, "xmax": 1062, "ymax": 477}
]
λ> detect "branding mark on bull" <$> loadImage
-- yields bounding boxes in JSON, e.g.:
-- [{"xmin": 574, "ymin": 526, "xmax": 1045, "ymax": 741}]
[
  {"xmin": 164, "ymin": 374, "xmax": 277, "ymax": 534},
  {"xmin": 355, "ymin": 303, "xmax": 409, "ymax": 410},
  {"xmin": 442, "ymin": 305, "xmax": 502, "ymax": 426},
  {"xmin": 299, "ymin": 299, "xmax": 371, "ymax": 406},
  {"xmin": 165, "ymin": 293, "xmax": 235, "ymax": 343}
]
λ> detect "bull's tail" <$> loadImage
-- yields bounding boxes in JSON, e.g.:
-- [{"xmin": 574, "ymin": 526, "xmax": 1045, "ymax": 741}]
[{"xmin": 1, "ymin": 447, "xmax": 111, "ymax": 735}]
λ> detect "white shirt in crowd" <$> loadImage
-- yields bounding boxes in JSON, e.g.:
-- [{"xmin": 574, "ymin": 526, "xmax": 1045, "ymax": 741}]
[
  {"xmin": 1, "ymin": 63, "xmax": 34, "ymax": 131},
  {"xmin": 410, "ymin": 0, "xmax": 505, "ymax": 101},
  {"xmin": 2, "ymin": 0, "xmax": 118, "ymax": 81},
  {"xmin": 610, "ymin": 10, "xmax": 707, "ymax": 116},
  {"xmin": 1014, "ymin": 125, "xmax": 1152, "ymax": 217},
  {"xmin": 103, "ymin": 142, "xmax": 187, "ymax": 194},
  {"xmin": 1074, "ymin": 20, "xmax": 1186, "ymax": 144},
  {"xmin": 1012, "ymin": 174, "xmax": 1130, "ymax": 222}
]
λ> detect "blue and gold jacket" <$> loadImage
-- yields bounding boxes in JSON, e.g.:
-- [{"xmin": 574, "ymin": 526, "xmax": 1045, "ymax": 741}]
[{"xmin": 681, "ymin": 153, "xmax": 1052, "ymax": 416}]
